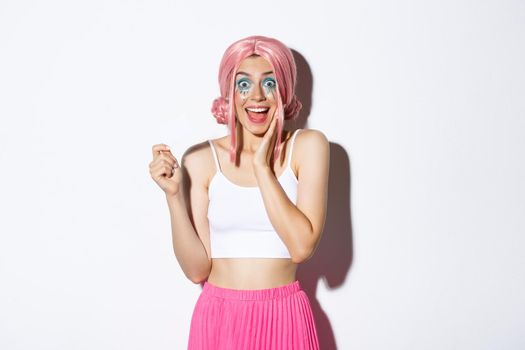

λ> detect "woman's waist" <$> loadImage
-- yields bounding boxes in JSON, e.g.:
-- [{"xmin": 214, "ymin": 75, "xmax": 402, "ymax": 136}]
[{"xmin": 207, "ymin": 258, "xmax": 298, "ymax": 289}]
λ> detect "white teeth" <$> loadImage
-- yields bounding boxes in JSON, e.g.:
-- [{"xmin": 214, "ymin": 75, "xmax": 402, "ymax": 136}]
[{"xmin": 246, "ymin": 107, "xmax": 269, "ymax": 113}]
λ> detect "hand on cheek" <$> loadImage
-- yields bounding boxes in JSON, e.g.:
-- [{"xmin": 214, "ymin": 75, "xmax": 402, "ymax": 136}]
[{"xmin": 253, "ymin": 116, "xmax": 278, "ymax": 168}]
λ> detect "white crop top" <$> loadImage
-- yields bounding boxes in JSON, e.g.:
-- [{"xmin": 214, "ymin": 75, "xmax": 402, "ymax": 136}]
[{"xmin": 207, "ymin": 129, "xmax": 301, "ymax": 258}]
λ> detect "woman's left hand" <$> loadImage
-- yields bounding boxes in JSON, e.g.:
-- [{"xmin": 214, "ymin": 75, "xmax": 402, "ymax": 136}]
[{"xmin": 253, "ymin": 115, "xmax": 278, "ymax": 169}]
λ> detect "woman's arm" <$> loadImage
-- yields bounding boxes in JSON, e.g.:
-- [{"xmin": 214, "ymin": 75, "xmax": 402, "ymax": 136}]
[
  {"xmin": 254, "ymin": 129, "xmax": 330, "ymax": 263},
  {"xmin": 166, "ymin": 145, "xmax": 212, "ymax": 283}
]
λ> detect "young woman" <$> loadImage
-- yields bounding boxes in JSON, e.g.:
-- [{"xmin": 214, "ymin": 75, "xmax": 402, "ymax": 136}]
[{"xmin": 149, "ymin": 35, "xmax": 329, "ymax": 349}]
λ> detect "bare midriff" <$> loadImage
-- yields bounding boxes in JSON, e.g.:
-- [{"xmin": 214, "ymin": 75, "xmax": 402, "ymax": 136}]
[{"xmin": 207, "ymin": 258, "xmax": 298, "ymax": 290}]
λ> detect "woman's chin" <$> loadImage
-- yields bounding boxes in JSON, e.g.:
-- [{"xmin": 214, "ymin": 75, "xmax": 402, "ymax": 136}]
[
  {"xmin": 237, "ymin": 114, "xmax": 276, "ymax": 135},
  {"xmin": 239, "ymin": 119, "xmax": 268, "ymax": 132}
]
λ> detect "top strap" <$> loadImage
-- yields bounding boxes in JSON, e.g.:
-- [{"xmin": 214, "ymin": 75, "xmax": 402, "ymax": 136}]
[
  {"xmin": 286, "ymin": 129, "xmax": 301, "ymax": 168},
  {"xmin": 208, "ymin": 140, "xmax": 222, "ymax": 173}
]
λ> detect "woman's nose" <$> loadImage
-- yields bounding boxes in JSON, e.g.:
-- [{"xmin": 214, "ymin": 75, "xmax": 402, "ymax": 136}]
[{"xmin": 250, "ymin": 83, "xmax": 266, "ymax": 101}]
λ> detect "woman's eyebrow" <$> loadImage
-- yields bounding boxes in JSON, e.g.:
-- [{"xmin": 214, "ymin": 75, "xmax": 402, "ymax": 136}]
[{"xmin": 235, "ymin": 71, "xmax": 274, "ymax": 77}]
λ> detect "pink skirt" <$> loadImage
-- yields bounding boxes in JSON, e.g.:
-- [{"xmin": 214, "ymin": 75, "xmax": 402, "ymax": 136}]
[{"xmin": 187, "ymin": 279, "xmax": 320, "ymax": 349}]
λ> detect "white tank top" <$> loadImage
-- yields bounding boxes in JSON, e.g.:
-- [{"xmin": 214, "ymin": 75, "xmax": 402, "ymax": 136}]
[{"xmin": 207, "ymin": 129, "xmax": 301, "ymax": 258}]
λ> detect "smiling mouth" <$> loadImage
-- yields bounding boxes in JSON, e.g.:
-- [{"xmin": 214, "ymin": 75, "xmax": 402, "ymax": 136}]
[{"xmin": 245, "ymin": 107, "xmax": 270, "ymax": 123}]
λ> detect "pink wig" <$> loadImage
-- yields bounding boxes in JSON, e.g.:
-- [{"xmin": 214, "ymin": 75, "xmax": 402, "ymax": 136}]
[{"xmin": 210, "ymin": 35, "xmax": 302, "ymax": 164}]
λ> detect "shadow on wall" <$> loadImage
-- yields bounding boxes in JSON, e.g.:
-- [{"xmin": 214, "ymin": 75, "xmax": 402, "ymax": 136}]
[{"xmin": 290, "ymin": 49, "xmax": 354, "ymax": 350}]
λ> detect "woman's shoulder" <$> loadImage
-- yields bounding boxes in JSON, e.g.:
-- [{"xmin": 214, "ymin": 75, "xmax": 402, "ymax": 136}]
[
  {"xmin": 180, "ymin": 138, "xmax": 224, "ymax": 186},
  {"xmin": 292, "ymin": 128, "xmax": 329, "ymax": 168},
  {"xmin": 294, "ymin": 128, "xmax": 329, "ymax": 153},
  {"xmin": 287, "ymin": 129, "xmax": 329, "ymax": 191},
  {"xmin": 182, "ymin": 136, "xmax": 226, "ymax": 162}
]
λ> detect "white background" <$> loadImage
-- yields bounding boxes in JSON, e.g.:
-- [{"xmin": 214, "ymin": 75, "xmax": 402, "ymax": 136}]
[{"xmin": 1, "ymin": 0, "xmax": 524, "ymax": 349}]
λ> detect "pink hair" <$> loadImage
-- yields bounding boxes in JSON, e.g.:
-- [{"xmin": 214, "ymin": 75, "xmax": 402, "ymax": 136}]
[{"xmin": 210, "ymin": 35, "xmax": 302, "ymax": 164}]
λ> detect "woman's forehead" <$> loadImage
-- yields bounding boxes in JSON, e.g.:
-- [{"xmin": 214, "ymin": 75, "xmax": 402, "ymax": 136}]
[{"xmin": 236, "ymin": 56, "xmax": 274, "ymax": 76}]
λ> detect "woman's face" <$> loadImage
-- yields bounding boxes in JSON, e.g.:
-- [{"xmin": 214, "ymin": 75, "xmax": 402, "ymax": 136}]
[{"xmin": 234, "ymin": 55, "xmax": 278, "ymax": 135}]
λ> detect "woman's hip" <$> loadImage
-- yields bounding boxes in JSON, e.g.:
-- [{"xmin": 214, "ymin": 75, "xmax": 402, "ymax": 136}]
[{"xmin": 188, "ymin": 279, "xmax": 319, "ymax": 350}]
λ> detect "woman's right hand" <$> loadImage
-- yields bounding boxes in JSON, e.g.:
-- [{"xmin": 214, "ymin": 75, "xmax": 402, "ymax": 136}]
[{"xmin": 149, "ymin": 144, "xmax": 182, "ymax": 197}]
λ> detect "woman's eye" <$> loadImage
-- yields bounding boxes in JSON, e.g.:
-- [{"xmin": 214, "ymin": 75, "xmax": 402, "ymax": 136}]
[
  {"xmin": 237, "ymin": 79, "xmax": 251, "ymax": 90},
  {"xmin": 263, "ymin": 79, "xmax": 276, "ymax": 88}
]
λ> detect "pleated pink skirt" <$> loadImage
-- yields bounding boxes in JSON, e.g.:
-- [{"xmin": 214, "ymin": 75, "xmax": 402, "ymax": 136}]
[{"xmin": 187, "ymin": 279, "xmax": 320, "ymax": 350}]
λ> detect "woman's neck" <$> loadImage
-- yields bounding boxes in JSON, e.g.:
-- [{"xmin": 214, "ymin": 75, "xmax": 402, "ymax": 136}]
[{"xmin": 235, "ymin": 124, "xmax": 288, "ymax": 155}]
